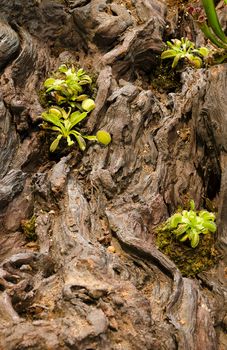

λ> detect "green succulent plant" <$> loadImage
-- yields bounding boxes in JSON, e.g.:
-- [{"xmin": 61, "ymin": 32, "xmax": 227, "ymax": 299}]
[
  {"xmin": 40, "ymin": 65, "xmax": 111, "ymax": 153},
  {"xmin": 41, "ymin": 106, "xmax": 111, "ymax": 152},
  {"xmin": 161, "ymin": 200, "xmax": 217, "ymax": 248},
  {"xmin": 43, "ymin": 64, "xmax": 93, "ymax": 108},
  {"xmin": 161, "ymin": 37, "xmax": 210, "ymax": 68}
]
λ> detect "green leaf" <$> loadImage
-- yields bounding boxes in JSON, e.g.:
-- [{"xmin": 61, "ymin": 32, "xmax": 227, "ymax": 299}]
[
  {"xmin": 50, "ymin": 134, "xmax": 63, "ymax": 152},
  {"xmin": 199, "ymin": 210, "xmax": 215, "ymax": 221},
  {"xmin": 188, "ymin": 55, "xmax": 203, "ymax": 68},
  {"xmin": 179, "ymin": 233, "xmax": 189, "ymax": 242},
  {"xmin": 69, "ymin": 111, "xmax": 87, "ymax": 127},
  {"xmin": 63, "ymin": 119, "xmax": 72, "ymax": 133},
  {"xmin": 69, "ymin": 130, "xmax": 80, "ymax": 138},
  {"xmin": 44, "ymin": 78, "xmax": 65, "ymax": 93},
  {"xmin": 74, "ymin": 94, "xmax": 88, "ymax": 101},
  {"xmin": 75, "ymin": 135, "xmax": 86, "ymax": 151},
  {"xmin": 190, "ymin": 231, "xmax": 200, "ymax": 248},
  {"xmin": 41, "ymin": 112, "xmax": 63, "ymax": 128},
  {"xmin": 197, "ymin": 47, "xmax": 210, "ymax": 57},
  {"xmin": 173, "ymin": 224, "xmax": 188, "ymax": 236},
  {"xmin": 71, "ymin": 102, "xmax": 84, "ymax": 112},
  {"xmin": 46, "ymin": 126, "xmax": 62, "ymax": 132},
  {"xmin": 58, "ymin": 64, "xmax": 68, "ymax": 73},
  {"xmin": 187, "ymin": 210, "xmax": 197, "ymax": 223},
  {"xmin": 43, "ymin": 78, "xmax": 57, "ymax": 88},
  {"xmin": 161, "ymin": 50, "xmax": 177, "ymax": 59},
  {"xmin": 67, "ymin": 136, "xmax": 74, "ymax": 146},
  {"xmin": 79, "ymin": 75, "xmax": 92, "ymax": 84},
  {"xmin": 83, "ymin": 135, "xmax": 98, "ymax": 141},
  {"xmin": 69, "ymin": 101, "xmax": 76, "ymax": 108},
  {"xmin": 202, "ymin": 221, "xmax": 217, "ymax": 233},
  {"xmin": 189, "ymin": 200, "xmax": 195, "ymax": 211},
  {"xmin": 96, "ymin": 130, "xmax": 112, "ymax": 145},
  {"xmin": 77, "ymin": 68, "xmax": 85, "ymax": 76},
  {"xmin": 67, "ymin": 81, "xmax": 83, "ymax": 93},
  {"xmin": 172, "ymin": 53, "xmax": 183, "ymax": 68},
  {"xmin": 201, "ymin": 0, "xmax": 227, "ymax": 44},
  {"xmin": 169, "ymin": 213, "xmax": 183, "ymax": 228},
  {"xmin": 48, "ymin": 106, "xmax": 63, "ymax": 118},
  {"xmin": 81, "ymin": 98, "xmax": 96, "ymax": 112}
]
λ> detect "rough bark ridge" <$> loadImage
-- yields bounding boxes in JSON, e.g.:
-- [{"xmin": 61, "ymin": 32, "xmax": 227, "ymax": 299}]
[{"xmin": 0, "ymin": 0, "xmax": 226, "ymax": 349}]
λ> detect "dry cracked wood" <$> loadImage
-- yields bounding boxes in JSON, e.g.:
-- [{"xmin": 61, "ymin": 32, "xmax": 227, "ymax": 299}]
[{"xmin": 0, "ymin": 0, "xmax": 226, "ymax": 349}]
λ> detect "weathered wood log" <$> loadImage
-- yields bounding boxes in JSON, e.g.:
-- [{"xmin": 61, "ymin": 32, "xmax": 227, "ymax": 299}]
[{"xmin": 0, "ymin": 1, "xmax": 226, "ymax": 349}]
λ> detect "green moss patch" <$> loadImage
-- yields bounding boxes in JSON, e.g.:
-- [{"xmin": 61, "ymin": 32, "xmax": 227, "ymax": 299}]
[
  {"xmin": 156, "ymin": 228, "xmax": 220, "ymax": 277},
  {"xmin": 151, "ymin": 61, "xmax": 182, "ymax": 93}
]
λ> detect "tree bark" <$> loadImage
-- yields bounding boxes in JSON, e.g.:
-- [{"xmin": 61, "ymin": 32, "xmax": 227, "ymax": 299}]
[{"xmin": 0, "ymin": 1, "xmax": 226, "ymax": 349}]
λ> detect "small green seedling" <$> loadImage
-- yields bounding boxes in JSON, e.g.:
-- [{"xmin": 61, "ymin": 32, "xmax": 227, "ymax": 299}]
[
  {"xmin": 43, "ymin": 64, "xmax": 93, "ymax": 108},
  {"xmin": 161, "ymin": 200, "xmax": 217, "ymax": 248},
  {"xmin": 41, "ymin": 106, "xmax": 111, "ymax": 152},
  {"xmin": 161, "ymin": 37, "xmax": 210, "ymax": 68}
]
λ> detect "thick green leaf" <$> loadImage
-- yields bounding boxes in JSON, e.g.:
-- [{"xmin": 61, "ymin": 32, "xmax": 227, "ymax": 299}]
[
  {"xmin": 79, "ymin": 75, "xmax": 92, "ymax": 84},
  {"xmin": 190, "ymin": 231, "xmax": 200, "ymax": 248},
  {"xmin": 201, "ymin": 0, "xmax": 227, "ymax": 44},
  {"xmin": 44, "ymin": 78, "xmax": 65, "ymax": 92},
  {"xmin": 197, "ymin": 47, "xmax": 210, "ymax": 57},
  {"xmin": 189, "ymin": 200, "xmax": 195, "ymax": 211},
  {"xmin": 187, "ymin": 211, "xmax": 197, "ymax": 223},
  {"xmin": 199, "ymin": 210, "xmax": 215, "ymax": 221},
  {"xmin": 41, "ymin": 112, "xmax": 63, "ymax": 128},
  {"xmin": 96, "ymin": 130, "xmax": 111, "ymax": 145},
  {"xmin": 69, "ymin": 111, "xmax": 87, "ymax": 127},
  {"xmin": 69, "ymin": 130, "xmax": 80, "ymax": 138},
  {"xmin": 48, "ymin": 106, "xmax": 62, "ymax": 116},
  {"xmin": 63, "ymin": 119, "xmax": 72, "ymax": 133},
  {"xmin": 172, "ymin": 53, "xmax": 182, "ymax": 68},
  {"xmin": 82, "ymin": 98, "xmax": 96, "ymax": 112},
  {"xmin": 187, "ymin": 55, "xmax": 203, "ymax": 68},
  {"xmin": 202, "ymin": 221, "xmax": 217, "ymax": 233},
  {"xmin": 50, "ymin": 134, "xmax": 63, "ymax": 152},
  {"xmin": 179, "ymin": 233, "xmax": 189, "ymax": 242},
  {"xmin": 75, "ymin": 135, "xmax": 86, "ymax": 151},
  {"xmin": 43, "ymin": 78, "xmax": 57, "ymax": 88},
  {"xmin": 169, "ymin": 213, "xmax": 183, "ymax": 228},
  {"xmin": 75, "ymin": 94, "xmax": 88, "ymax": 101},
  {"xmin": 173, "ymin": 224, "xmax": 188, "ymax": 236},
  {"xmin": 69, "ymin": 101, "xmax": 76, "ymax": 108},
  {"xmin": 67, "ymin": 136, "xmax": 74, "ymax": 146},
  {"xmin": 161, "ymin": 50, "xmax": 177, "ymax": 59},
  {"xmin": 58, "ymin": 64, "xmax": 68, "ymax": 73},
  {"xmin": 173, "ymin": 39, "xmax": 182, "ymax": 48},
  {"xmin": 67, "ymin": 81, "xmax": 83, "ymax": 93},
  {"xmin": 77, "ymin": 68, "xmax": 85, "ymax": 76}
]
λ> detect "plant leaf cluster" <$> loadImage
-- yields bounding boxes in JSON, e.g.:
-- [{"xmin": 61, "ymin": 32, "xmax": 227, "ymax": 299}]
[
  {"xmin": 161, "ymin": 200, "xmax": 217, "ymax": 248},
  {"xmin": 161, "ymin": 37, "xmax": 210, "ymax": 68},
  {"xmin": 41, "ymin": 65, "xmax": 111, "ymax": 152},
  {"xmin": 44, "ymin": 65, "xmax": 93, "ymax": 108}
]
